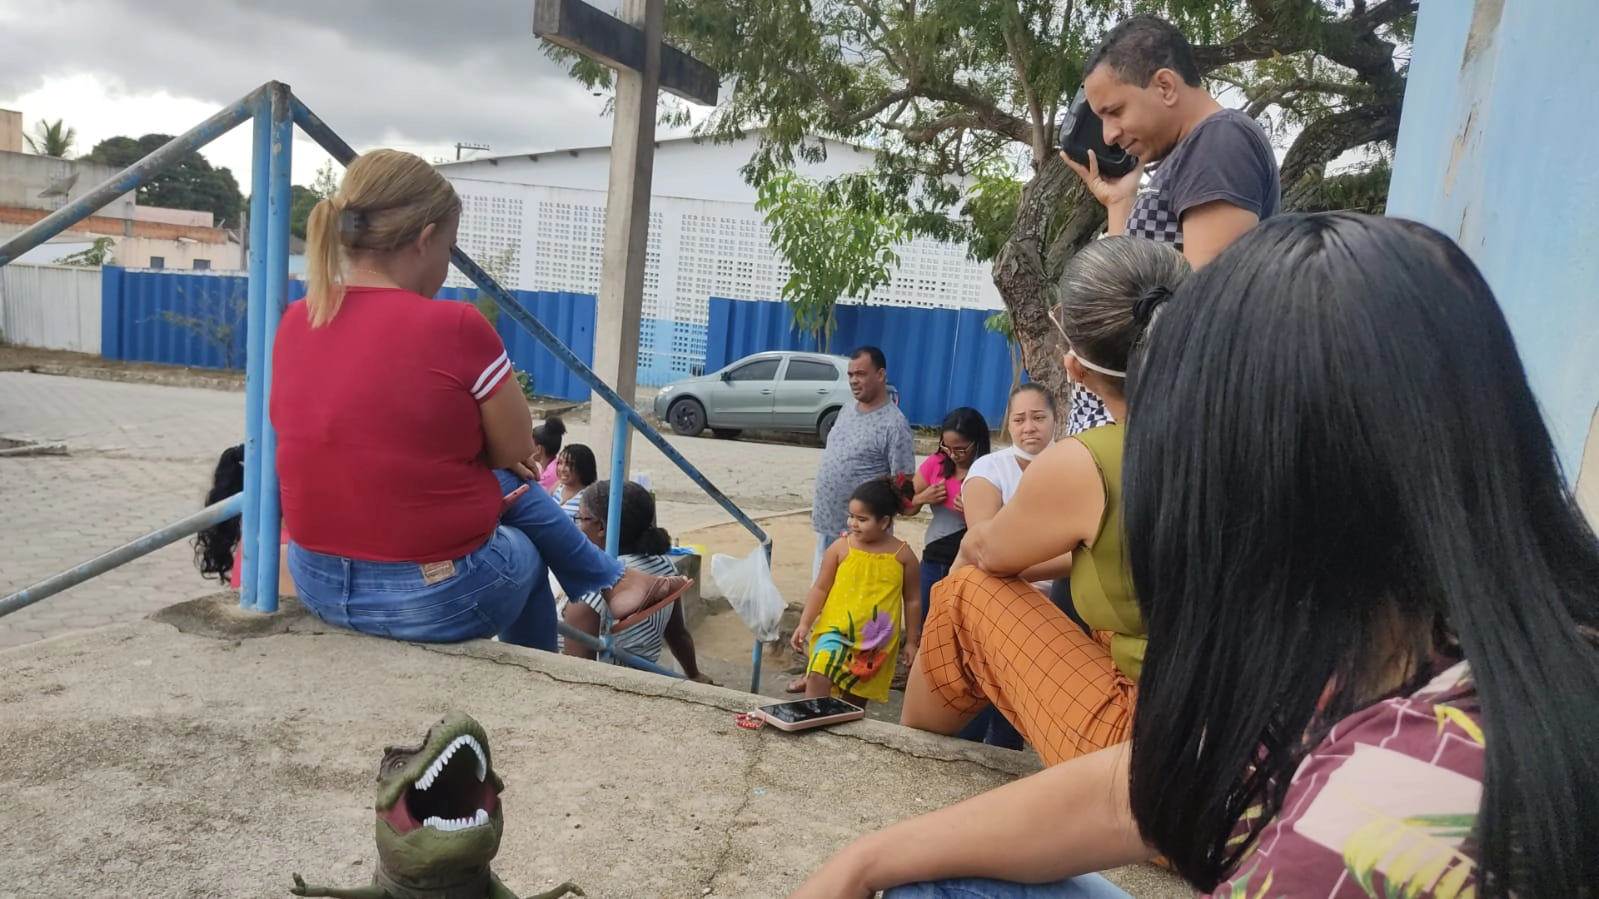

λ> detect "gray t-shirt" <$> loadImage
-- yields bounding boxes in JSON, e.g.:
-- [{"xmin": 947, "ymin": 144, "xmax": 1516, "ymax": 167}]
[
  {"xmin": 811, "ymin": 400, "xmax": 915, "ymax": 538},
  {"xmin": 1125, "ymin": 108, "xmax": 1280, "ymax": 251}
]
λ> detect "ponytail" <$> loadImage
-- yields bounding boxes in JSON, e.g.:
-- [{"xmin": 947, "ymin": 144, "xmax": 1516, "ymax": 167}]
[{"xmin": 304, "ymin": 197, "xmax": 348, "ymax": 328}]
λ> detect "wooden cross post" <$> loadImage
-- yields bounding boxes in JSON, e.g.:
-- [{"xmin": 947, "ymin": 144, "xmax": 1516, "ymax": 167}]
[{"xmin": 534, "ymin": 0, "xmax": 719, "ymax": 476}]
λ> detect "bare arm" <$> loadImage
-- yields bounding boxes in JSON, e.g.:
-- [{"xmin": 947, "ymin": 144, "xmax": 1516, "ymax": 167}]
[
  {"xmin": 788, "ymin": 744, "xmax": 1153, "ymax": 898},
  {"xmin": 898, "ymin": 543, "xmax": 921, "ymax": 654},
  {"xmin": 963, "ymin": 439, "xmax": 1105, "ymax": 578},
  {"xmin": 791, "ymin": 539, "xmax": 844, "ymax": 652},
  {"xmin": 1179, "ymin": 200, "xmax": 1259, "ymax": 269},
  {"xmin": 905, "ymin": 466, "xmax": 947, "ymax": 518},
  {"xmin": 478, "ymin": 384, "xmax": 536, "ymax": 469}
]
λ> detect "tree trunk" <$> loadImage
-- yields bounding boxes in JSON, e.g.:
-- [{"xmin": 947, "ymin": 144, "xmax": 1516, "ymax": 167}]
[
  {"xmin": 1280, "ymin": 100, "xmax": 1404, "ymax": 211},
  {"xmin": 990, "ymin": 155, "xmax": 1106, "ymax": 420}
]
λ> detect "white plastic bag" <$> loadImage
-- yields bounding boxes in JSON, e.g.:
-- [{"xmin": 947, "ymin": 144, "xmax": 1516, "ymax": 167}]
[{"xmin": 711, "ymin": 545, "xmax": 786, "ymax": 642}]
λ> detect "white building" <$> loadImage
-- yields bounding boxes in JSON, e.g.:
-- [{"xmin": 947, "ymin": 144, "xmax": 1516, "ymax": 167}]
[{"xmin": 435, "ymin": 131, "xmax": 1002, "ymax": 383}]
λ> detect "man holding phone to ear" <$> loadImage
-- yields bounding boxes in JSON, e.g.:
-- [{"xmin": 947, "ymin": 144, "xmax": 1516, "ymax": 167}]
[{"xmin": 1065, "ymin": 15, "xmax": 1280, "ymax": 270}]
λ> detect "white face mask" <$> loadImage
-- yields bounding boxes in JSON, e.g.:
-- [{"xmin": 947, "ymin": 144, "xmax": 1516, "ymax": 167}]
[{"xmin": 1011, "ymin": 439, "xmax": 1053, "ymax": 462}]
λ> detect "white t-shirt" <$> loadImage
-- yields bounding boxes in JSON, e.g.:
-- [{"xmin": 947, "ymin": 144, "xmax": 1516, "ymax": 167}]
[
  {"xmin": 966, "ymin": 446, "xmax": 1029, "ymax": 503},
  {"xmin": 966, "ymin": 446, "xmax": 1052, "ymax": 594}
]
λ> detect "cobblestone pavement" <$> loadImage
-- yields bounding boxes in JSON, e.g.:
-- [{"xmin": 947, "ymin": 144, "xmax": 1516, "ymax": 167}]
[{"xmin": 0, "ymin": 372, "xmax": 823, "ymax": 648}]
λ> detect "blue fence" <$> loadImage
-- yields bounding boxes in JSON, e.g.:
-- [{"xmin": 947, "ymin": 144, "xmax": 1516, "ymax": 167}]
[
  {"xmin": 96, "ymin": 270, "xmax": 1018, "ymax": 425},
  {"xmin": 705, "ymin": 297, "xmax": 1019, "ymax": 427},
  {"xmin": 100, "ymin": 267, "xmax": 600, "ymax": 401}
]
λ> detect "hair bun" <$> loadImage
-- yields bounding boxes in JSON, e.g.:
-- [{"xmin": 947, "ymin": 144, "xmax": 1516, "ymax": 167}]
[
  {"xmin": 544, "ymin": 417, "xmax": 566, "ymax": 437},
  {"xmin": 1132, "ymin": 284, "xmax": 1173, "ymax": 324}
]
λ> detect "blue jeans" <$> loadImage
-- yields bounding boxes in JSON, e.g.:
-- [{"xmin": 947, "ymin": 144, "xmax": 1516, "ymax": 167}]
[
  {"xmin": 916, "ymin": 560, "xmax": 951, "ymax": 642},
  {"xmin": 288, "ymin": 470, "xmax": 625, "ymax": 652},
  {"xmin": 885, "ymin": 875, "xmax": 1131, "ymax": 898}
]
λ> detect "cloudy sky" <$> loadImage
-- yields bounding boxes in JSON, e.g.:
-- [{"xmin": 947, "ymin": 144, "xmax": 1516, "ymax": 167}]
[{"xmin": 0, "ymin": 0, "xmax": 689, "ymax": 184}]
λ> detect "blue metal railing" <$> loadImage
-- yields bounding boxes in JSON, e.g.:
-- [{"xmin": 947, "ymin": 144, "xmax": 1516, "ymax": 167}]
[{"xmin": 0, "ymin": 80, "xmax": 774, "ymax": 691}]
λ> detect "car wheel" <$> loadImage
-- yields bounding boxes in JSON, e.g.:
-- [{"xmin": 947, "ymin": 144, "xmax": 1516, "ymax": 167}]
[
  {"xmin": 711, "ymin": 428, "xmax": 743, "ymax": 440},
  {"xmin": 668, "ymin": 398, "xmax": 707, "ymax": 437},
  {"xmin": 817, "ymin": 408, "xmax": 839, "ymax": 443}
]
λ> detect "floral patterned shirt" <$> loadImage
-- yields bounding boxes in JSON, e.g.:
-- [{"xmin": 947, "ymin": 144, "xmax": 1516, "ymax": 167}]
[{"xmin": 1207, "ymin": 662, "xmax": 1481, "ymax": 899}]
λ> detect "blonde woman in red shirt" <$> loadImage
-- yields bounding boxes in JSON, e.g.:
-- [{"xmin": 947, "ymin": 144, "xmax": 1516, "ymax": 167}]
[{"xmin": 270, "ymin": 149, "xmax": 685, "ymax": 650}]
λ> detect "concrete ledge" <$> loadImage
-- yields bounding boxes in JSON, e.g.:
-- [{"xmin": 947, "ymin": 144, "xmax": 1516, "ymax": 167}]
[{"xmin": 0, "ymin": 594, "xmax": 1186, "ymax": 897}]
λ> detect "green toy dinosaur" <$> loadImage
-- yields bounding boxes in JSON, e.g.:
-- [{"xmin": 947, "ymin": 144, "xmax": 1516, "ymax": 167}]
[{"xmin": 290, "ymin": 711, "xmax": 584, "ymax": 899}]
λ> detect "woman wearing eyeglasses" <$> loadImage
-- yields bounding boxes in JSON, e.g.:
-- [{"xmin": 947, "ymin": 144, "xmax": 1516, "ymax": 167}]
[
  {"xmin": 901, "ymin": 236, "xmax": 1190, "ymax": 766},
  {"xmin": 905, "ymin": 407, "xmax": 992, "ymax": 641}
]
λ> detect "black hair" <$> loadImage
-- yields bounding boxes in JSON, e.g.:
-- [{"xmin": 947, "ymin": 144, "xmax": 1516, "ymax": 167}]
[
  {"xmin": 1009, "ymin": 382, "xmax": 1057, "ymax": 417},
  {"xmin": 937, "ymin": 407, "xmax": 992, "ymax": 478},
  {"xmin": 1122, "ymin": 212, "xmax": 1599, "ymax": 896},
  {"xmin": 850, "ymin": 345, "xmax": 887, "ymax": 371},
  {"xmin": 579, "ymin": 480, "xmax": 671, "ymax": 555},
  {"xmin": 532, "ymin": 416, "xmax": 566, "ymax": 457},
  {"xmin": 193, "ymin": 444, "xmax": 245, "ymax": 584},
  {"xmin": 1084, "ymin": 15, "xmax": 1202, "ymax": 89},
  {"xmin": 559, "ymin": 443, "xmax": 597, "ymax": 487},
  {"xmin": 851, "ymin": 474, "xmax": 915, "ymax": 521}
]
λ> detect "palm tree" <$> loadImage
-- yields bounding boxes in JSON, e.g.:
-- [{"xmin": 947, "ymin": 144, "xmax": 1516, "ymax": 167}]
[{"xmin": 24, "ymin": 119, "xmax": 76, "ymax": 157}]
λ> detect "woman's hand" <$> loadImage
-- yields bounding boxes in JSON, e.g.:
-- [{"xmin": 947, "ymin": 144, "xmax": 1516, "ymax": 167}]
[
  {"xmin": 914, "ymin": 482, "xmax": 948, "ymax": 507},
  {"xmin": 509, "ymin": 451, "xmax": 542, "ymax": 481},
  {"xmin": 788, "ymin": 848, "xmax": 875, "ymax": 899}
]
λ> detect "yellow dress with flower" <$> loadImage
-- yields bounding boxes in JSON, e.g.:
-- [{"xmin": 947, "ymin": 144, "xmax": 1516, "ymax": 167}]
[{"xmin": 806, "ymin": 540, "xmax": 907, "ymax": 703}]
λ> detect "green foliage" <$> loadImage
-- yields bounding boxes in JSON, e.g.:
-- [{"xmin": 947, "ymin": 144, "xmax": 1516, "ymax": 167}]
[
  {"xmin": 289, "ymin": 161, "xmax": 343, "ymax": 240},
  {"xmin": 472, "ymin": 246, "xmax": 520, "ymax": 328},
  {"xmin": 25, "ymin": 118, "xmax": 76, "ymax": 157},
  {"xmin": 754, "ymin": 170, "xmax": 908, "ymax": 349},
  {"xmin": 549, "ymin": 0, "xmax": 1412, "ymax": 382},
  {"xmin": 515, "ymin": 368, "xmax": 537, "ymax": 401},
  {"xmin": 54, "ymin": 236, "xmax": 116, "ymax": 267},
  {"xmin": 85, "ymin": 135, "xmax": 244, "ymax": 228}
]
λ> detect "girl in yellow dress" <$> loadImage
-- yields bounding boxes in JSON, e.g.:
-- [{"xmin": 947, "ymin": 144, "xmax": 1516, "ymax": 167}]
[{"xmin": 791, "ymin": 476, "xmax": 922, "ymax": 707}]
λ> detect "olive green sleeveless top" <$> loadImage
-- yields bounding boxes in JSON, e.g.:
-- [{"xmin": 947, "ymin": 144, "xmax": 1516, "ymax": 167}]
[{"xmin": 1067, "ymin": 424, "xmax": 1145, "ymax": 681}]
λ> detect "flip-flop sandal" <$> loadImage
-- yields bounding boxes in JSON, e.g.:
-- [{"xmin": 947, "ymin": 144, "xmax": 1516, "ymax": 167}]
[{"xmin": 612, "ymin": 578, "xmax": 693, "ymax": 634}]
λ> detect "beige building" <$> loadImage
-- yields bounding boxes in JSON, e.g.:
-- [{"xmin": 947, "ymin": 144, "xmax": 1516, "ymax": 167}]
[{"xmin": 0, "ymin": 107, "xmax": 242, "ymax": 270}]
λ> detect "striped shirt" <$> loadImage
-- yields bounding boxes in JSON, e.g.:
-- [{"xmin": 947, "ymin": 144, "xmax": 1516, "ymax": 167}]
[{"xmin": 575, "ymin": 553, "xmax": 679, "ymax": 664}]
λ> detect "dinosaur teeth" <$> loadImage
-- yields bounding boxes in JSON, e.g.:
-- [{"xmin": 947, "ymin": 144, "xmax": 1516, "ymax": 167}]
[
  {"xmin": 421, "ymin": 808, "xmax": 491, "ymax": 832},
  {"xmin": 413, "ymin": 735, "xmax": 487, "ymax": 792}
]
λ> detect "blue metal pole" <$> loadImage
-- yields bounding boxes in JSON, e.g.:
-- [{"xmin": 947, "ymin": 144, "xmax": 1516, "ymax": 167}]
[
  {"xmin": 0, "ymin": 85, "xmax": 269, "ymax": 268},
  {"xmin": 240, "ymin": 92, "xmax": 272, "ymax": 611},
  {"xmin": 556, "ymin": 622, "xmax": 684, "ymax": 679},
  {"xmin": 0, "ymin": 494, "xmax": 244, "ymax": 618},
  {"xmin": 286, "ymin": 97, "xmax": 777, "ymax": 550},
  {"xmin": 254, "ymin": 83, "xmax": 293, "ymax": 613},
  {"xmin": 605, "ymin": 416, "xmax": 628, "ymax": 557}
]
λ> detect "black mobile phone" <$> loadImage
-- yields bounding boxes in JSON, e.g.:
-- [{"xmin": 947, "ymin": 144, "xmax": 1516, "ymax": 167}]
[
  {"xmin": 1057, "ymin": 86, "xmax": 1139, "ymax": 179},
  {"xmin": 754, "ymin": 697, "xmax": 866, "ymax": 732}
]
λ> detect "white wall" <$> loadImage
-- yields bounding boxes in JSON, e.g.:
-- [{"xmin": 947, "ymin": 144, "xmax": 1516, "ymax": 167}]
[
  {"xmin": 438, "ymin": 134, "xmax": 877, "ymax": 205},
  {"xmin": 0, "ymin": 263, "xmax": 101, "ymax": 353},
  {"xmin": 442, "ymin": 178, "xmax": 1003, "ymax": 328}
]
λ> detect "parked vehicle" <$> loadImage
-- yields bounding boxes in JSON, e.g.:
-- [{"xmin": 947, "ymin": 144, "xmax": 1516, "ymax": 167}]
[{"xmin": 652, "ymin": 351, "xmax": 897, "ymax": 442}]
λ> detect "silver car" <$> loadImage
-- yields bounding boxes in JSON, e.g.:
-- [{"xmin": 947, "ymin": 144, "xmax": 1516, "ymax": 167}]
[{"xmin": 652, "ymin": 351, "xmax": 896, "ymax": 442}]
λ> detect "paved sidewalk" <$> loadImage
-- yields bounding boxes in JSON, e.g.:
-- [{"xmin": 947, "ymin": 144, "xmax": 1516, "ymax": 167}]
[{"xmin": 0, "ymin": 372, "xmax": 822, "ymax": 648}]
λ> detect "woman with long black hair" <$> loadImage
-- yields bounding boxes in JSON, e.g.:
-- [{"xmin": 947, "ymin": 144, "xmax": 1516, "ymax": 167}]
[{"xmin": 789, "ymin": 213, "xmax": 1599, "ymax": 898}]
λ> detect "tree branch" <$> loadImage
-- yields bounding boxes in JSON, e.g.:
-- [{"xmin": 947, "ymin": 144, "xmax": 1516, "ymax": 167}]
[
  {"xmin": 1280, "ymin": 100, "xmax": 1402, "ymax": 209},
  {"xmin": 1245, "ymin": 77, "xmax": 1368, "ymax": 119}
]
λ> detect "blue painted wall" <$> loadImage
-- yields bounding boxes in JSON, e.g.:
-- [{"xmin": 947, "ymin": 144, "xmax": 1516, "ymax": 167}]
[
  {"xmin": 100, "ymin": 268, "xmax": 600, "ymax": 402},
  {"xmin": 705, "ymin": 297, "xmax": 1020, "ymax": 427},
  {"xmin": 1387, "ymin": 0, "xmax": 1599, "ymax": 477},
  {"xmin": 98, "ymin": 269, "xmax": 1019, "ymax": 425}
]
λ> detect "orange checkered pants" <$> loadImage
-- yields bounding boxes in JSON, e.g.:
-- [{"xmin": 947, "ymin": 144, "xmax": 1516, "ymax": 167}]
[{"xmin": 919, "ymin": 566, "xmax": 1136, "ymax": 766}]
